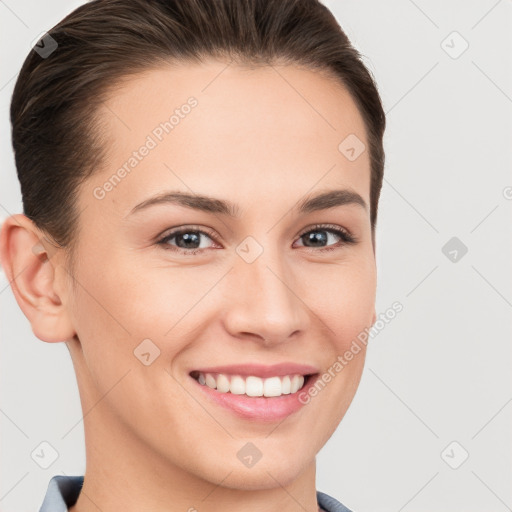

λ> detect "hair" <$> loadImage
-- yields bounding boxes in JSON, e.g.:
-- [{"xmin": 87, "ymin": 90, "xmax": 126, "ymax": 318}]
[{"xmin": 10, "ymin": 0, "xmax": 386, "ymax": 262}]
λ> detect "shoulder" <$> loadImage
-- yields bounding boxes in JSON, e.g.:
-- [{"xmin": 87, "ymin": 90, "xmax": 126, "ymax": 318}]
[
  {"xmin": 38, "ymin": 475, "xmax": 84, "ymax": 512},
  {"xmin": 317, "ymin": 490, "xmax": 354, "ymax": 512}
]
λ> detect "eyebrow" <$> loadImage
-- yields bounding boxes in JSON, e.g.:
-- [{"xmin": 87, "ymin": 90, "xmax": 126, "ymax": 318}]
[{"xmin": 127, "ymin": 189, "xmax": 368, "ymax": 218}]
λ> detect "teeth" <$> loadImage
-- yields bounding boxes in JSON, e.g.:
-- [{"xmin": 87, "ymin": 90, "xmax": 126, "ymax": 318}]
[
  {"xmin": 281, "ymin": 375, "xmax": 291, "ymax": 394},
  {"xmin": 205, "ymin": 373, "xmax": 216, "ymax": 389},
  {"xmin": 263, "ymin": 376, "xmax": 282, "ymax": 397},
  {"xmin": 230, "ymin": 375, "xmax": 246, "ymax": 395},
  {"xmin": 246, "ymin": 376, "xmax": 264, "ymax": 397},
  {"xmin": 194, "ymin": 372, "xmax": 307, "ymax": 397},
  {"xmin": 217, "ymin": 373, "xmax": 230, "ymax": 393}
]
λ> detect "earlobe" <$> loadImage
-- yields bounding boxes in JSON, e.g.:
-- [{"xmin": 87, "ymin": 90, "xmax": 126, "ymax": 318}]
[
  {"xmin": 0, "ymin": 214, "xmax": 76, "ymax": 343},
  {"xmin": 371, "ymin": 309, "xmax": 377, "ymax": 326}
]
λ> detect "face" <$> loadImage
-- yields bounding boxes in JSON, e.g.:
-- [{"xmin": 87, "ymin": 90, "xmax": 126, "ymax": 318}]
[{"xmin": 60, "ymin": 60, "xmax": 377, "ymax": 489}]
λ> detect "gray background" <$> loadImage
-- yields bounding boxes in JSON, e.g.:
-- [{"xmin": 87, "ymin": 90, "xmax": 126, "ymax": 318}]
[{"xmin": 1, "ymin": 1, "xmax": 511, "ymax": 511}]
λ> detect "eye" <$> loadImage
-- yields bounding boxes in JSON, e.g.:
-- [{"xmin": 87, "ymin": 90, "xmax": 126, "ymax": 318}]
[
  {"xmin": 156, "ymin": 223, "xmax": 358, "ymax": 256},
  {"xmin": 156, "ymin": 226, "xmax": 218, "ymax": 255},
  {"xmin": 294, "ymin": 224, "xmax": 357, "ymax": 251}
]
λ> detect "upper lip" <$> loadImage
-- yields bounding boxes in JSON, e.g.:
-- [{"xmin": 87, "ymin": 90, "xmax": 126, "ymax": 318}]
[{"xmin": 190, "ymin": 363, "xmax": 319, "ymax": 378}]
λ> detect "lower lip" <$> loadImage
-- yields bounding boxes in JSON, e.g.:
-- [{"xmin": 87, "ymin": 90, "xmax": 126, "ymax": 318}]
[{"xmin": 190, "ymin": 374, "xmax": 319, "ymax": 422}]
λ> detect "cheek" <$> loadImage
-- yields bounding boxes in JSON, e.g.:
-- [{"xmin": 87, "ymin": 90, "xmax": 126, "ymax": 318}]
[
  {"xmin": 304, "ymin": 257, "xmax": 377, "ymax": 345},
  {"xmin": 67, "ymin": 250, "xmax": 228, "ymax": 407},
  {"xmin": 71, "ymin": 249, "xmax": 190, "ymax": 337},
  {"xmin": 66, "ymin": 256, "xmax": 198, "ymax": 436}
]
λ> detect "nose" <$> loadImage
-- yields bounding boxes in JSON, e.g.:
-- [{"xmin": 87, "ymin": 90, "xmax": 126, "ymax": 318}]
[{"xmin": 222, "ymin": 246, "xmax": 310, "ymax": 346}]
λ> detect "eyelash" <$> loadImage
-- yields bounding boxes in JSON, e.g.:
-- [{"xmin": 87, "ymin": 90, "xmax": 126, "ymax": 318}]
[{"xmin": 156, "ymin": 223, "xmax": 358, "ymax": 256}]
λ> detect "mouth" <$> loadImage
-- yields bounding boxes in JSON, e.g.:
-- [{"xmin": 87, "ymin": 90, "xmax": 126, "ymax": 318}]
[
  {"xmin": 189, "ymin": 370, "xmax": 316, "ymax": 398},
  {"xmin": 188, "ymin": 369, "xmax": 320, "ymax": 422}
]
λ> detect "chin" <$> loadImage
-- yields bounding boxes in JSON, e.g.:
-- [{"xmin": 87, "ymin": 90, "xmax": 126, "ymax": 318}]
[{"xmin": 202, "ymin": 452, "xmax": 312, "ymax": 491}]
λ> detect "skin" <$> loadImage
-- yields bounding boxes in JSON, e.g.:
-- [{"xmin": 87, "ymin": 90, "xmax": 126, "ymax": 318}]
[{"xmin": 1, "ymin": 59, "xmax": 377, "ymax": 512}]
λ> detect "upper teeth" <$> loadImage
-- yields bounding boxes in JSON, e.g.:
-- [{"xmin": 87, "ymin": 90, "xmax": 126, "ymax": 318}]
[{"xmin": 196, "ymin": 372, "xmax": 306, "ymax": 397}]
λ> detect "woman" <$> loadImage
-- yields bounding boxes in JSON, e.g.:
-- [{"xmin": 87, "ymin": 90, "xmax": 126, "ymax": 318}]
[{"xmin": 0, "ymin": 0, "xmax": 386, "ymax": 510}]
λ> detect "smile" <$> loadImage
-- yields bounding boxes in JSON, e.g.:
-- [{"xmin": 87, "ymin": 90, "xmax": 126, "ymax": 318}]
[
  {"xmin": 189, "ymin": 366, "xmax": 320, "ymax": 422},
  {"xmin": 190, "ymin": 371, "xmax": 310, "ymax": 397}
]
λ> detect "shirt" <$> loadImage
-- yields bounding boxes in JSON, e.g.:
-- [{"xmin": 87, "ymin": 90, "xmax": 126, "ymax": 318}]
[{"xmin": 38, "ymin": 475, "xmax": 353, "ymax": 512}]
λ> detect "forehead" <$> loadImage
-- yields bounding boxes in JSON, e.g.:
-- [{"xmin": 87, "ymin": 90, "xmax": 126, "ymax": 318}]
[{"xmin": 89, "ymin": 60, "xmax": 371, "ymax": 212}]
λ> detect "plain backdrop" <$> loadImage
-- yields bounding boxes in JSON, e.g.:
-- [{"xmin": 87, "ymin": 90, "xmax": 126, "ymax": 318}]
[{"xmin": 1, "ymin": 1, "xmax": 511, "ymax": 511}]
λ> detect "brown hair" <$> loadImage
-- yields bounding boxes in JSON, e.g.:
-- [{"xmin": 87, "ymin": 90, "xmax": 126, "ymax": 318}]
[{"xmin": 10, "ymin": 0, "xmax": 385, "ymax": 257}]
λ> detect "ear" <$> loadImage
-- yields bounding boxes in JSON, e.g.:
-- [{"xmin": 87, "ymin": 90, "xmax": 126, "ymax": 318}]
[
  {"xmin": 371, "ymin": 308, "xmax": 377, "ymax": 326},
  {"xmin": 0, "ymin": 214, "xmax": 76, "ymax": 343}
]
